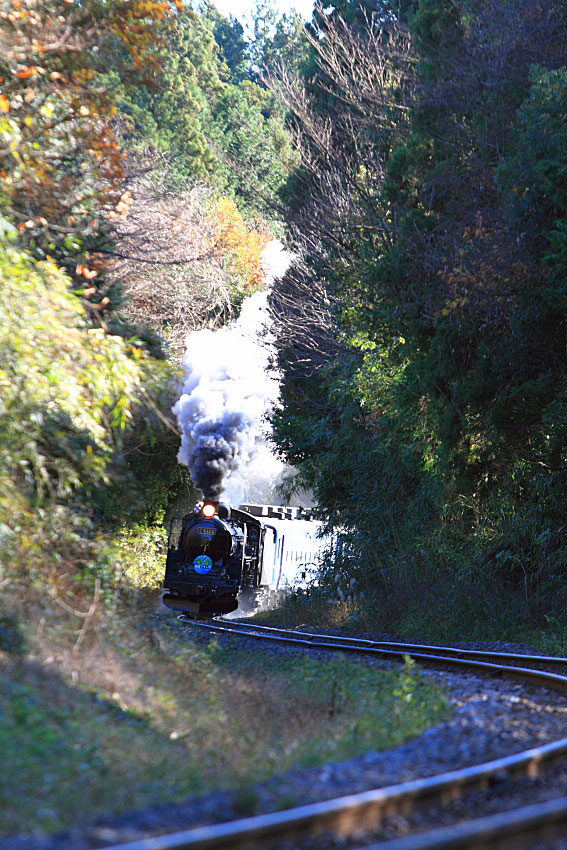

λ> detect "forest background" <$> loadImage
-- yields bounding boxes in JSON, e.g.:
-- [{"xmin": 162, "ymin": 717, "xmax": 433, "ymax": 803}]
[{"xmin": 1, "ymin": 0, "xmax": 567, "ymax": 648}]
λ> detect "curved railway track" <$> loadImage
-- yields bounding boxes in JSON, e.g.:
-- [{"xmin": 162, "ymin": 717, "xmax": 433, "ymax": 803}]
[{"xmin": 107, "ymin": 618, "xmax": 567, "ymax": 850}]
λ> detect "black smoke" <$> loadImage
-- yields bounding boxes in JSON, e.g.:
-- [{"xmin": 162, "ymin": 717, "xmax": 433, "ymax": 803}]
[{"xmin": 188, "ymin": 412, "xmax": 253, "ymax": 499}]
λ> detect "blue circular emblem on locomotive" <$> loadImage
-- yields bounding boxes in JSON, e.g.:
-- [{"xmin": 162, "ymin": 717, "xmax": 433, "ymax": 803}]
[{"xmin": 193, "ymin": 554, "xmax": 213, "ymax": 574}]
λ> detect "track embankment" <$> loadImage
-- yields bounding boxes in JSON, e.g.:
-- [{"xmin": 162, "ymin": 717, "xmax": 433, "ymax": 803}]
[{"xmin": 100, "ymin": 618, "xmax": 567, "ymax": 850}]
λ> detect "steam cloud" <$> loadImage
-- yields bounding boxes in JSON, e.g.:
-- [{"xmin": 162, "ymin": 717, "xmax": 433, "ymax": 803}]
[{"xmin": 173, "ymin": 241, "xmax": 292, "ymax": 503}]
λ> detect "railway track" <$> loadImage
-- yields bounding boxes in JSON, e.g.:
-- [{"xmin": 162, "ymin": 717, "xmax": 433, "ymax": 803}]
[{"xmin": 107, "ymin": 619, "xmax": 567, "ymax": 850}]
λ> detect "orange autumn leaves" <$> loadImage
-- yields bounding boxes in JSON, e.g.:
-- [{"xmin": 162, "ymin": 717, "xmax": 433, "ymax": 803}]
[
  {"xmin": 207, "ymin": 198, "xmax": 271, "ymax": 292},
  {"xmin": 0, "ymin": 0, "xmax": 181, "ymax": 244}
]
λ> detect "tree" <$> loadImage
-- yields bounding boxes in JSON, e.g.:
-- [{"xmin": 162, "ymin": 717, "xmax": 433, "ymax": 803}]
[
  {"xmin": 209, "ymin": 9, "xmax": 248, "ymax": 83},
  {"xmin": 105, "ymin": 160, "xmax": 273, "ymax": 355},
  {"xmin": 266, "ymin": 5, "xmax": 415, "ymax": 387},
  {"xmin": 112, "ymin": 4, "xmax": 294, "ymax": 217},
  {"xmin": 0, "ymin": 0, "xmax": 180, "ymax": 266},
  {"xmin": 267, "ymin": 0, "xmax": 567, "ymax": 626},
  {"xmin": 0, "ymin": 220, "xmax": 161, "ymax": 579},
  {"xmin": 208, "ymin": 78, "xmax": 296, "ymax": 214},
  {"xmin": 247, "ymin": 0, "xmax": 309, "ymax": 80},
  {"xmin": 115, "ymin": 7, "xmax": 225, "ymax": 184}
]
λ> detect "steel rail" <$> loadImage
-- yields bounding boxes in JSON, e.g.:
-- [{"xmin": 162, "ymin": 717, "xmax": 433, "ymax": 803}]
[
  {"xmin": 103, "ymin": 619, "xmax": 567, "ymax": 850},
  {"xmin": 181, "ymin": 617, "xmax": 567, "ymax": 693},
  {"xmin": 362, "ymin": 797, "xmax": 567, "ymax": 850},
  {"xmin": 105, "ymin": 740, "xmax": 567, "ymax": 850},
  {"xmin": 212, "ymin": 617, "xmax": 567, "ymax": 669}
]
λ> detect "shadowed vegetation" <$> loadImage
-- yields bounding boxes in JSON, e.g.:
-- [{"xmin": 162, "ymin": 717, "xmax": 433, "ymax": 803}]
[
  {"xmin": 267, "ymin": 0, "xmax": 567, "ymax": 643},
  {"xmin": 0, "ymin": 605, "xmax": 447, "ymax": 836}
]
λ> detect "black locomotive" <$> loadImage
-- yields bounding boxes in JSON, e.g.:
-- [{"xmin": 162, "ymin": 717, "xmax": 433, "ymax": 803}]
[{"xmin": 162, "ymin": 501, "xmax": 274, "ymax": 616}]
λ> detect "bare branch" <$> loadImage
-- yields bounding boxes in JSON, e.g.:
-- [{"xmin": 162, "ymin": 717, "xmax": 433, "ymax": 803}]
[{"xmin": 106, "ymin": 155, "xmax": 238, "ymax": 356}]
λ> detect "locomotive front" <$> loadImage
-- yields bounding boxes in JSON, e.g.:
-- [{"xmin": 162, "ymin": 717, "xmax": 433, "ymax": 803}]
[
  {"xmin": 163, "ymin": 501, "xmax": 244, "ymax": 615},
  {"xmin": 162, "ymin": 501, "xmax": 269, "ymax": 616}
]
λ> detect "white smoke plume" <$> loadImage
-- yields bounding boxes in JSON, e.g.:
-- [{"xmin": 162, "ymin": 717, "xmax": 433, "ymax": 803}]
[{"xmin": 173, "ymin": 241, "xmax": 292, "ymax": 504}]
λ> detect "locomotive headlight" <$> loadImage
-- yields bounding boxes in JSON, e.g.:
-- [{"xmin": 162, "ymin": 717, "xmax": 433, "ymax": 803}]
[{"xmin": 201, "ymin": 503, "xmax": 216, "ymax": 518}]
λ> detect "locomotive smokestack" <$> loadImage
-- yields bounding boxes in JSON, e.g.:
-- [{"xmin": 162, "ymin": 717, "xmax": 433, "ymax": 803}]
[{"xmin": 173, "ymin": 242, "xmax": 292, "ymax": 503}]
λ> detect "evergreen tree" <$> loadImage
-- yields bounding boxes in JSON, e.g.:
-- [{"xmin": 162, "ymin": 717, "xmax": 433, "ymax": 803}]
[
  {"xmin": 116, "ymin": 8, "xmax": 225, "ymax": 183},
  {"xmin": 269, "ymin": 0, "xmax": 567, "ymax": 628}
]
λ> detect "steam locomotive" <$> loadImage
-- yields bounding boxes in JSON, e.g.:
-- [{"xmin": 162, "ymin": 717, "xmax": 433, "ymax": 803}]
[{"xmin": 162, "ymin": 501, "xmax": 278, "ymax": 616}]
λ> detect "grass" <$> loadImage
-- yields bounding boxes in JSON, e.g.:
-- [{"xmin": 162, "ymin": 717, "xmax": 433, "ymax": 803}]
[
  {"xmin": 0, "ymin": 591, "xmax": 448, "ymax": 837},
  {"xmin": 254, "ymin": 594, "xmax": 357, "ymax": 630},
  {"xmin": 0, "ymin": 669, "xmax": 201, "ymax": 834},
  {"xmin": 193, "ymin": 637, "xmax": 448, "ymax": 769}
]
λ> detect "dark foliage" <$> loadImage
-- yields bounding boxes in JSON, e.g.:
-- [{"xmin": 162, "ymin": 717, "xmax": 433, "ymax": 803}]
[{"xmin": 268, "ymin": 0, "xmax": 567, "ymax": 634}]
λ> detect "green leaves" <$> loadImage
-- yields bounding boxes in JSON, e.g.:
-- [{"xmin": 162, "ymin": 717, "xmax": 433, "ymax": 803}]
[
  {"xmin": 267, "ymin": 0, "xmax": 567, "ymax": 632},
  {"xmin": 0, "ymin": 238, "xmax": 153, "ymax": 579}
]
